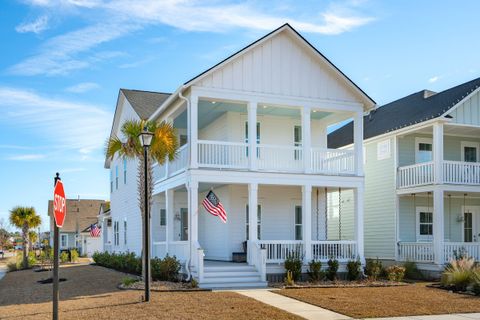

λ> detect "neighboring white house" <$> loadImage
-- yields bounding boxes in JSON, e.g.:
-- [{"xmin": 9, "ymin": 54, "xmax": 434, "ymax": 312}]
[
  {"xmin": 329, "ymin": 77, "xmax": 480, "ymax": 275},
  {"xmin": 105, "ymin": 24, "xmax": 375, "ymax": 288}
]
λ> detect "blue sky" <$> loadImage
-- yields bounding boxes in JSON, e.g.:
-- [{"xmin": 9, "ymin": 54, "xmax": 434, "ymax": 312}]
[{"xmin": 0, "ymin": 0, "xmax": 479, "ymax": 231}]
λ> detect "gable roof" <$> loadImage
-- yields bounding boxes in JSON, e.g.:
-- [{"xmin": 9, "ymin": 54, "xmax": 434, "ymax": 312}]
[
  {"xmin": 48, "ymin": 199, "xmax": 105, "ymax": 233},
  {"xmin": 328, "ymin": 77, "xmax": 480, "ymax": 148},
  {"xmin": 120, "ymin": 89, "xmax": 171, "ymax": 120},
  {"xmin": 183, "ymin": 23, "xmax": 375, "ymax": 109}
]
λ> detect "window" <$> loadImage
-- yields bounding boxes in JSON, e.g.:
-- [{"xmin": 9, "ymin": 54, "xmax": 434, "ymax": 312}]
[
  {"xmin": 416, "ymin": 207, "xmax": 433, "ymax": 241},
  {"xmin": 245, "ymin": 122, "xmax": 260, "ymax": 157},
  {"xmin": 114, "ymin": 221, "xmax": 120, "ymax": 246},
  {"xmin": 60, "ymin": 234, "xmax": 68, "ymax": 248},
  {"xmin": 180, "ymin": 208, "xmax": 188, "ymax": 241},
  {"xmin": 377, "ymin": 139, "xmax": 391, "ymax": 160},
  {"xmin": 160, "ymin": 209, "xmax": 166, "ymax": 226},
  {"xmin": 464, "ymin": 211, "xmax": 473, "ymax": 242},
  {"xmin": 123, "ymin": 158, "xmax": 127, "ymax": 184},
  {"xmin": 245, "ymin": 204, "xmax": 261, "ymax": 240},
  {"xmin": 115, "ymin": 165, "xmax": 119, "ymax": 190},
  {"xmin": 415, "ymin": 138, "xmax": 433, "ymax": 163},
  {"xmin": 294, "ymin": 126, "xmax": 302, "ymax": 160},
  {"xmin": 295, "ymin": 206, "xmax": 302, "ymax": 240},
  {"xmin": 110, "ymin": 169, "xmax": 113, "ymax": 193},
  {"xmin": 123, "ymin": 219, "xmax": 127, "ymax": 245},
  {"xmin": 461, "ymin": 142, "xmax": 479, "ymax": 163},
  {"xmin": 180, "ymin": 135, "xmax": 188, "ymax": 146}
]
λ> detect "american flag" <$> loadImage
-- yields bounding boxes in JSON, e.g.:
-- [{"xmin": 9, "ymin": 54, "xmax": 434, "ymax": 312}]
[
  {"xmin": 90, "ymin": 224, "xmax": 101, "ymax": 237},
  {"xmin": 202, "ymin": 190, "xmax": 227, "ymax": 223}
]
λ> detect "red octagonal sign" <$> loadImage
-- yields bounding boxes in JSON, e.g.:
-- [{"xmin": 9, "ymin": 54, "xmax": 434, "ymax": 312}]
[{"xmin": 53, "ymin": 180, "xmax": 67, "ymax": 228}]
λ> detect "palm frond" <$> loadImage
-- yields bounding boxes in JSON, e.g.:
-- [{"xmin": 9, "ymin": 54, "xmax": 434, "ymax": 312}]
[{"xmin": 150, "ymin": 121, "xmax": 178, "ymax": 164}]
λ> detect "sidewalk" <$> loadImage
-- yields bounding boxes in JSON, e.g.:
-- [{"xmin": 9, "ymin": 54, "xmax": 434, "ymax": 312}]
[
  {"xmin": 369, "ymin": 314, "xmax": 480, "ymax": 320},
  {"xmin": 236, "ymin": 289, "xmax": 351, "ymax": 320}
]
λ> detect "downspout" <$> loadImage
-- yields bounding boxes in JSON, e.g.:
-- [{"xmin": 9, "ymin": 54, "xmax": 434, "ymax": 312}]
[{"xmin": 178, "ymin": 87, "xmax": 193, "ymax": 281}]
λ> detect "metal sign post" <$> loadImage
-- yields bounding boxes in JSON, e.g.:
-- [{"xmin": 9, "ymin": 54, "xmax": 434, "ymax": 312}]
[{"xmin": 52, "ymin": 172, "xmax": 66, "ymax": 320}]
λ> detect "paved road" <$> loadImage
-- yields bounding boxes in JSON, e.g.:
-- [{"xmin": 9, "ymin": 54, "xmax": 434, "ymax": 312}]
[{"xmin": 0, "ymin": 251, "xmax": 15, "ymax": 281}]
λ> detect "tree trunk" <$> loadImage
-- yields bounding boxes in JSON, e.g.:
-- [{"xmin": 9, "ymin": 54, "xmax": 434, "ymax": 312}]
[{"xmin": 22, "ymin": 223, "xmax": 29, "ymax": 269}]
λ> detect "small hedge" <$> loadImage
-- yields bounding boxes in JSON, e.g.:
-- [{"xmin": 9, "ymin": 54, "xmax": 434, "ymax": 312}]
[{"xmin": 92, "ymin": 251, "xmax": 181, "ymax": 281}]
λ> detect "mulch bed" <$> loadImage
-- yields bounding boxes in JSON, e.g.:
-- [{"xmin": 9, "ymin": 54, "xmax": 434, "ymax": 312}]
[
  {"xmin": 119, "ymin": 280, "xmax": 210, "ymax": 292},
  {"xmin": 0, "ymin": 264, "xmax": 301, "ymax": 320},
  {"xmin": 270, "ymin": 279, "xmax": 407, "ymax": 289},
  {"xmin": 276, "ymin": 282, "xmax": 480, "ymax": 318}
]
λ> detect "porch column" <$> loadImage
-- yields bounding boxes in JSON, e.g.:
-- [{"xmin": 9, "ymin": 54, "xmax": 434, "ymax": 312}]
[
  {"xmin": 354, "ymin": 186, "xmax": 365, "ymax": 264},
  {"xmin": 354, "ymin": 110, "xmax": 364, "ymax": 176},
  {"xmin": 248, "ymin": 101, "xmax": 257, "ymax": 170},
  {"xmin": 187, "ymin": 181, "xmax": 199, "ymax": 262},
  {"xmin": 302, "ymin": 108, "xmax": 312, "ymax": 173},
  {"xmin": 302, "ymin": 185, "xmax": 312, "ymax": 262},
  {"xmin": 433, "ymin": 189, "xmax": 445, "ymax": 265},
  {"xmin": 433, "ymin": 122, "xmax": 444, "ymax": 184},
  {"xmin": 165, "ymin": 188, "xmax": 174, "ymax": 254},
  {"xmin": 189, "ymin": 95, "xmax": 199, "ymax": 169}
]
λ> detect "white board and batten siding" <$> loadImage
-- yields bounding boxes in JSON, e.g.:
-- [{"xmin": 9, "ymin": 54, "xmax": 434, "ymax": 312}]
[
  {"xmin": 196, "ymin": 31, "xmax": 362, "ymax": 105},
  {"xmin": 449, "ymin": 89, "xmax": 480, "ymax": 126}
]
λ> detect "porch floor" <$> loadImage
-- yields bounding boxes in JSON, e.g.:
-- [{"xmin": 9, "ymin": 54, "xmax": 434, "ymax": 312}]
[{"xmin": 204, "ymin": 260, "xmax": 248, "ymax": 267}]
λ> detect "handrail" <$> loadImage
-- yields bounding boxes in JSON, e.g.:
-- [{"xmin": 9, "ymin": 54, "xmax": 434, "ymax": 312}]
[{"xmin": 197, "ymin": 139, "xmax": 248, "ymax": 146}]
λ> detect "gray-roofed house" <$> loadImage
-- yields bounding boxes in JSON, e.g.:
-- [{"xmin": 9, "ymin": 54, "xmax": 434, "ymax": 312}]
[{"xmin": 329, "ymin": 77, "xmax": 480, "ymax": 275}]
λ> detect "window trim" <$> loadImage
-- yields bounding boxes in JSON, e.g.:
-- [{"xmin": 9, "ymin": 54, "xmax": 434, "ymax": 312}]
[
  {"xmin": 60, "ymin": 233, "xmax": 68, "ymax": 248},
  {"xmin": 113, "ymin": 221, "xmax": 120, "ymax": 246},
  {"xmin": 416, "ymin": 206, "xmax": 433, "ymax": 242},
  {"xmin": 160, "ymin": 208, "xmax": 166, "ymax": 226},
  {"xmin": 245, "ymin": 204, "xmax": 261, "ymax": 240},
  {"xmin": 123, "ymin": 219, "xmax": 127, "ymax": 245},
  {"xmin": 115, "ymin": 165, "xmax": 119, "ymax": 190},
  {"xmin": 461, "ymin": 141, "xmax": 479, "ymax": 162},
  {"xmin": 415, "ymin": 137, "xmax": 433, "ymax": 164},
  {"xmin": 461, "ymin": 206, "xmax": 479, "ymax": 243},
  {"xmin": 294, "ymin": 205, "xmax": 302, "ymax": 240}
]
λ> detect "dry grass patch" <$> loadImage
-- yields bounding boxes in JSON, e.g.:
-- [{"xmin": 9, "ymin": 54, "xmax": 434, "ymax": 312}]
[
  {"xmin": 276, "ymin": 282, "xmax": 480, "ymax": 318},
  {"xmin": 0, "ymin": 264, "xmax": 300, "ymax": 320}
]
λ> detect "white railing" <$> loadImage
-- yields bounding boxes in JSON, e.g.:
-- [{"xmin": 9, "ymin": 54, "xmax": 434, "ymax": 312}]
[
  {"xmin": 444, "ymin": 242, "xmax": 480, "ymax": 262},
  {"xmin": 397, "ymin": 161, "xmax": 434, "ymax": 188},
  {"xmin": 248, "ymin": 241, "xmax": 267, "ymax": 281},
  {"xmin": 152, "ymin": 241, "xmax": 189, "ymax": 262},
  {"xmin": 198, "ymin": 140, "xmax": 249, "ymax": 169},
  {"xmin": 257, "ymin": 144, "xmax": 304, "ymax": 172},
  {"xmin": 257, "ymin": 240, "xmax": 304, "ymax": 263},
  {"xmin": 153, "ymin": 162, "xmax": 166, "ymax": 182},
  {"xmin": 167, "ymin": 144, "xmax": 189, "ymax": 176},
  {"xmin": 443, "ymin": 161, "xmax": 480, "ymax": 185},
  {"xmin": 195, "ymin": 242, "xmax": 205, "ymax": 283},
  {"xmin": 311, "ymin": 240, "xmax": 357, "ymax": 262},
  {"xmin": 311, "ymin": 148, "xmax": 355, "ymax": 175},
  {"xmin": 398, "ymin": 242, "xmax": 434, "ymax": 262}
]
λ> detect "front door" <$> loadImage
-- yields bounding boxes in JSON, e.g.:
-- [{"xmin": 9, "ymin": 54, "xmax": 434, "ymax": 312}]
[{"xmin": 464, "ymin": 207, "xmax": 480, "ymax": 242}]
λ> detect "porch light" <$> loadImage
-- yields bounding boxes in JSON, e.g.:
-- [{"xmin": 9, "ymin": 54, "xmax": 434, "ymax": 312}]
[
  {"xmin": 263, "ymin": 105, "xmax": 267, "ymax": 109},
  {"xmin": 211, "ymin": 101, "xmax": 216, "ymax": 104},
  {"xmin": 138, "ymin": 127, "xmax": 154, "ymax": 147}
]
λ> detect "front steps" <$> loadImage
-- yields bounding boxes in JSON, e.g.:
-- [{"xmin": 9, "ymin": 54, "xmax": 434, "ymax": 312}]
[{"xmin": 196, "ymin": 263, "xmax": 268, "ymax": 289}]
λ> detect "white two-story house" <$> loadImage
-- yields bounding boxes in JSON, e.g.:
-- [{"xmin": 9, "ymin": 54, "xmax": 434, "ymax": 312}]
[
  {"xmin": 329, "ymin": 77, "xmax": 480, "ymax": 275},
  {"xmin": 105, "ymin": 24, "xmax": 375, "ymax": 288}
]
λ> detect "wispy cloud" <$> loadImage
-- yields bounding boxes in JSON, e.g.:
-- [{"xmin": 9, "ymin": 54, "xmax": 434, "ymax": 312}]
[
  {"xmin": 12, "ymin": 0, "xmax": 375, "ymax": 76},
  {"xmin": 119, "ymin": 57, "xmax": 155, "ymax": 69},
  {"xmin": 7, "ymin": 154, "xmax": 46, "ymax": 161},
  {"xmin": 16, "ymin": 15, "xmax": 49, "ymax": 34},
  {"xmin": 57, "ymin": 167, "xmax": 87, "ymax": 173},
  {"xmin": 65, "ymin": 82, "xmax": 100, "ymax": 93},
  {"xmin": 0, "ymin": 87, "xmax": 111, "ymax": 154},
  {"xmin": 428, "ymin": 76, "xmax": 440, "ymax": 83}
]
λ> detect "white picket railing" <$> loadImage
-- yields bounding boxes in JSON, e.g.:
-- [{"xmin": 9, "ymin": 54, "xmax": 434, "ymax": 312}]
[
  {"xmin": 311, "ymin": 240, "xmax": 357, "ymax": 261},
  {"xmin": 167, "ymin": 144, "xmax": 189, "ymax": 176},
  {"xmin": 256, "ymin": 144, "xmax": 304, "ymax": 172},
  {"xmin": 152, "ymin": 241, "xmax": 189, "ymax": 263},
  {"xmin": 311, "ymin": 148, "xmax": 355, "ymax": 175},
  {"xmin": 248, "ymin": 241, "xmax": 267, "ymax": 281},
  {"xmin": 198, "ymin": 140, "xmax": 249, "ymax": 169},
  {"xmin": 398, "ymin": 242, "xmax": 434, "ymax": 262},
  {"xmin": 257, "ymin": 240, "xmax": 304, "ymax": 263},
  {"xmin": 443, "ymin": 161, "xmax": 480, "ymax": 185},
  {"xmin": 444, "ymin": 242, "xmax": 480, "ymax": 262},
  {"xmin": 397, "ymin": 161, "xmax": 435, "ymax": 188}
]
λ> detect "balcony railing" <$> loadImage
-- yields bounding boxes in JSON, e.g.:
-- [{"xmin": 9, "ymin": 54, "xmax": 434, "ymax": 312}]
[
  {"xmin": 256, "ymin": 144, "xmax": 303, "ymax": 172},
  {"xmin": 198, "ymin": 140, "xmax": 249, "ymax": 169},
  {"xmin": 397, "ymin": 161, "xmax": 435, "ymax": 188},
  {"xmin": 311, "ymin": 148, "xmax": 355, "ymax": 175},
  {"xmin": 153, "ymin": 144, "xmax": 189, "ymax": 182},
  {"xmin": 443, "ymin": 161, "xmax": 480, "ymax": 185}
]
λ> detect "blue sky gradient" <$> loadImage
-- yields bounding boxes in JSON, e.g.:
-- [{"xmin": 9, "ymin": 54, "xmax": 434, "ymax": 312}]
[{"xmin": 0, "ymin": 0, "xmax": 479, "ymax": 231}]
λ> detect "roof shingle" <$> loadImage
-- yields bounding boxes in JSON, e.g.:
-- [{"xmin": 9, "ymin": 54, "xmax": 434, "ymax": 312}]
[{"xmin": 120, "ymin": 89, "xmax": 171, "ymax": 120}]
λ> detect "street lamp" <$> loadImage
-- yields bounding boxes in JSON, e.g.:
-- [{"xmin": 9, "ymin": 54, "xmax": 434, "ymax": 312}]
[{"xmin": 138, "ymin": 126, "xmax": 154, "ymax": 302}]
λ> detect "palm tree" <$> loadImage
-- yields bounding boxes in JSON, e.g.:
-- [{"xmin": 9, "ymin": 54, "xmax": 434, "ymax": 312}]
[
  {"xmin": 9, "ymin": 206, "xmax": 42, "ymax": 269},
  {"xmin": 105, "ymin": 119, "xmax": 178, "ymax": 279},
  {"xmin": 28, "ymin": 230, "xmax": 38, "ymax": 250}
]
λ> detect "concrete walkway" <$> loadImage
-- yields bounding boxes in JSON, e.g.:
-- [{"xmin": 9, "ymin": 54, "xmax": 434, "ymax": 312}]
[
  {"xmin": 370, "ymin": 314, "xmax": 480, "ymax": 320},
  {"xmin": 236, "ymin": 289, "xmax": 351, "ymax": 320}
]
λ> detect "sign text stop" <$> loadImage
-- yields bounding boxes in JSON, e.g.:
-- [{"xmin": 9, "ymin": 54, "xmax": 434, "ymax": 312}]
[{"xmin": 53, "ymin": 180, "xmax": 66, "ymax": 228}]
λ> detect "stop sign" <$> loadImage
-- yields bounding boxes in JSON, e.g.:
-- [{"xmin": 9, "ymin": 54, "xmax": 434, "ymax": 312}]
[{"xmin": 53, "ymin": 180, "xmax": 67, "ymax": 228}]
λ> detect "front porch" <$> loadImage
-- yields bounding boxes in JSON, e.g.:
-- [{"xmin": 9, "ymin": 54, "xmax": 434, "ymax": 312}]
[{"xmin": 397, "ymin": 190, "xmax": 480, "ymax": 265}]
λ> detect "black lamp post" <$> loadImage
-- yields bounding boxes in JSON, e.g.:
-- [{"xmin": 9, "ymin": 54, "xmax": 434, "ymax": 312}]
[{"xmin": 138, "ymin": 127, "xmax": 154, "ymax": 302}]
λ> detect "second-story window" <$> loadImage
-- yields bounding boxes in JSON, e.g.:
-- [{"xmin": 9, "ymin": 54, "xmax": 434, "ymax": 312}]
[
  {"xmin": 415, "ymin": 138, "xmax": 432, "ymax": 163},
  {"xmin": 115, "ymin": 165, "xmax": 119, "ymax": 190},
  {"xmin": 123, "ymin": 158, "xmax": 127, "ymax": 184}
]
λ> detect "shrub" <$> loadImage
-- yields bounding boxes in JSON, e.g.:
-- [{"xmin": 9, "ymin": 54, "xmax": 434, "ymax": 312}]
[
  {"xmin": 284, "ymin": 251, "xmax": 303, "ymax": 281},
  {"xmin": 28, "ymin": 251, "xmax": 37, "ymax": 267},
  {"xmin": 326, "ymin": 258, "xmax": 339, "ymax": 281},
  {"xmin": 121, "ymin": 277, "xmax": 138, "ymax": 286},
  {"xmin": 346, "ymin": 259, "xmax": 362, "ymax": 281},
  {"xmin": 307, "ymin": 260, "xmax": 323, "ymax": 282},
  {"xmin": 60, "ymin": 251, "xmax": 69, "ymax": 263},
  {"xmin": 285, "ymin": 270, "xmax": 295, "ymax": 286},
  {"xmin": 151, "ymin": 254, "xmax": 181, "ymax": 282},
  {"xmin": 70, "ymin": 249, "xmax": 79, "ymax": 263},
  {"xmin": 365, "ymin": 258, "xmax": 382, "ymax": 280},
  {"xmin": 471, "ymin": 268, "xmax": 480, "ymax": 296},
  {"xmin": 190, "ymin": 278, "xmax": 198, "ymax": 288},
  {"xmin": 403, "ymin": 261, "xmax": 422, "ymax": 280},
  {"xmin": 441, "ymin": 257, "xmax": 475, "ymax": 292},
  {"xmin": 92, "ymin": 251, "xmax": 141, "ymax": 275},
  {"xmin": 385, "ymin": 265, "xmax": 405, "ymax": 282},
  {"xmin": 7, "ymin": 261, "xmax": 18, "ymax": 272}
]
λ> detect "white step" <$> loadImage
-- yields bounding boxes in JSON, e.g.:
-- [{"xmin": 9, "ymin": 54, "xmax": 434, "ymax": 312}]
[
  {"xmin": 204, "ymin": 266, "xmax": 256, "ymax": 273},
  {"xmin": 200, "ymin": 281, "xmax": 268, "ymax": 289},
  {"xmin": 201, "ymin": 276, "xmax": 262, "ymax": 283},
  {"xmin": 204, "ymin": 271, "xmax": 260, "ymax": 278}
]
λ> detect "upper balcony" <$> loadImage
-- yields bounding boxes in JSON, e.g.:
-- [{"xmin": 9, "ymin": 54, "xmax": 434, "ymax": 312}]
[
  {"xmin": 154, "ymin": 94, "xmax": 364, "ymax": 183},
  {"xmin": 396, "ymin": 122, "xmax": 480, "ymax": 189}
]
